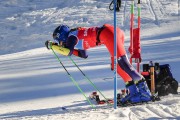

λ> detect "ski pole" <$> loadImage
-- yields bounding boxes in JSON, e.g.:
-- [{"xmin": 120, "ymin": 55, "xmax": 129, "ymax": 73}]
[
  {"xmin": 68, "ymin": 56, "xmax": 110, "ymax": 104},
  {"xmin": 51, "ymin": 48, "xmax": 95, "ymax": 109}
]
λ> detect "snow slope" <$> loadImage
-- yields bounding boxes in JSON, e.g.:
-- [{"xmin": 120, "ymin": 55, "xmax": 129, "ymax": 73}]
[{"xmin": 0, "ymin": 0, "xmax": 180, "ymax": 120}]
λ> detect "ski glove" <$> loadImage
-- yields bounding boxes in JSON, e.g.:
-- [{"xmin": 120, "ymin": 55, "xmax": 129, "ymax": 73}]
[
  {"xmin": 45, "ymin": 40, "xmax": 58, "ymax": 49},
  {"xmin": 73, "ymin": 49, "xmax": 88, "ymax": 59},
  {"xmin": 45, "ymin": 40, "xmax": 52, "ymax": 49}
]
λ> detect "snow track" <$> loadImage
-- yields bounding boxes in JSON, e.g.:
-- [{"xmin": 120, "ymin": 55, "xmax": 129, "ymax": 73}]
[
  {"xmin": 0, "ymin": 0, "xmax": 179, "ymax": 120},
  {"xmin": 147, "ymin": 0, "xmax": 160, "ymax": 25}
]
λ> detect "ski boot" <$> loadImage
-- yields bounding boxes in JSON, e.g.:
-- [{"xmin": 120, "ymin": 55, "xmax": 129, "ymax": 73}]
[
  {"xmin": 120, "ymin": 81, "xmax": 142, "ymax": 105},
  {"xmin": 136, "ymin": 79, "xmax": 152, "ymax": 102}
]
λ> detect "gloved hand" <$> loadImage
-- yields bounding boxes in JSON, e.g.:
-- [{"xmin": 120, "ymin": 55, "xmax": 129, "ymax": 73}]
[
  {"xmin": 45, "ymin": 40, "xmax": 53, "ymax": 50},
  {"xmin": 72, "ymin": 49, "xmax": 88, "ymax": 59}
]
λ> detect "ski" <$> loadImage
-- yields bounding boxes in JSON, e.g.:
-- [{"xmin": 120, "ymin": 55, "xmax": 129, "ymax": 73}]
[
  {"xmin": 89, "ymin": 91, "xmax": 161, "ymax": 107},
  {"xmin": 89, "ymin": 92, "xmax": 114, "ymax": 105}
]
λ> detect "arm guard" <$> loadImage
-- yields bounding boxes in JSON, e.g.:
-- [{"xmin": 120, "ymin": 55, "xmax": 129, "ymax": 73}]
[{"xmin": 52, "ymin": 44, "xmax": 70, "ymax": 56}]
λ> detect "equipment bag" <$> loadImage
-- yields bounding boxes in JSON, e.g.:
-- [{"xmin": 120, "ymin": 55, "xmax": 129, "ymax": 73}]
[{"xmin": 142, "ymin": 63, "xmax": 178, "ymax": 96}]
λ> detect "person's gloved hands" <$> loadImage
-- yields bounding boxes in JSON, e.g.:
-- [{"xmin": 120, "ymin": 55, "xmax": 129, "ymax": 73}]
[{"xmin": 45, "ymin": 40, "xmax": 53, "ymax": 50}]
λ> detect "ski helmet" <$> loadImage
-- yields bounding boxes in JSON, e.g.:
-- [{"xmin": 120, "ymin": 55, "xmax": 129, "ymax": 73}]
[{"xmin": 53, "ymin": 25, "xmax": 70, "ymax": 43}]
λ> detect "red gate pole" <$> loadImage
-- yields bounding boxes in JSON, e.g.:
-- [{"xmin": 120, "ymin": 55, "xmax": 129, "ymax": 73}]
[
  {"xmin": 136, "ymin": 0, "xmax": 141, "ymax": 72},
  {"xmin": 130, "ymin": 0, "xmax": 134, "ymax": 64}
]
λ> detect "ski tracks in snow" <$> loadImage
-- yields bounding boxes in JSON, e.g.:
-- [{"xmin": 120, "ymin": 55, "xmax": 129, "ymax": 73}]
[
  {"xmin": 2, "ymin": 95, "xmax": 179, "ymax": 120},
  {"xmin": 125, "ymin": 94, "xmax": 180, "ymax": 120},
  {"xmin": 118, "ymin": 0, "xmax": 168, "ymax": 30},
  {"xmin": 58, "ymin": 98, "xmax": 180, "ymax": 120},
  {"xmin": 42, "ymin": 95, "xmax": 180, "ymax": 120},
  {"xmin": 145, "ymin": 0, "xmax": 170, "ymax": 26}
]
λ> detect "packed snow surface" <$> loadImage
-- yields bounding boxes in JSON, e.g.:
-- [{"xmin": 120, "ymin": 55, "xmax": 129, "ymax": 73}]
[{"xmin": 0, "ymin": 0, "xmax": 179, "ymax": 119}]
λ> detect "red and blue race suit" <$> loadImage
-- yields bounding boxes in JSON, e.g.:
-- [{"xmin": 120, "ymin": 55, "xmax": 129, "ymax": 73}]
[{"xmin": 64, "ymin": 24, "xmax": 142, "ymax": 82}]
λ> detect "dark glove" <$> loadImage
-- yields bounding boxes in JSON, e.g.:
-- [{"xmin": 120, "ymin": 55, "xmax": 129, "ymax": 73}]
[
  {"xmin": 78, "ymin": 50, "xmax": 88, "ymax": 59},
  {"xmin": 45, "ymin": 40, "xmax": 53, "ymax": 50}
]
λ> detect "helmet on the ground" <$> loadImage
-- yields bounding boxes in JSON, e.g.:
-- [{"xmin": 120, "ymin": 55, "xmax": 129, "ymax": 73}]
[{"xmin": 53, "ymin": 25, "xmax": 70, "ymax": 43}]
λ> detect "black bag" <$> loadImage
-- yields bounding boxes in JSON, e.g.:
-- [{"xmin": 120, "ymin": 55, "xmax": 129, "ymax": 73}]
[{"xmin": 143, "ymin": 63, "xmax": 178, "ymax": 96}]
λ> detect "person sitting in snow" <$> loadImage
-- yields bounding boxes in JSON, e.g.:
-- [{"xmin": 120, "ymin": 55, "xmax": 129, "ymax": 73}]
[{"xmin": 45, "ymin": 24, "xmax": 152, "ymax": 104}]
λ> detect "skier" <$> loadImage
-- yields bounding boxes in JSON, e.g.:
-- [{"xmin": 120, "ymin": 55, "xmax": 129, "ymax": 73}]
[{"xmin": 45, "ymin": 24, "xmax": 152, "ymax": 104}]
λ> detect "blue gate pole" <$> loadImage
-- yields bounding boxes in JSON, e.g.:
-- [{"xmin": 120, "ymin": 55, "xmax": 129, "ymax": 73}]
[{"xmin": 113, "ymin": 0, "xmax": 117, "ymax": 109}]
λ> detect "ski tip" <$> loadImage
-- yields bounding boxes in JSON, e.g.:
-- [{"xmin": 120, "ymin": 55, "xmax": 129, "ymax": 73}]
[
  {"xmin": 98, "ymin": 100, "xmax": 106, "ymax": 104},
  {"xmin": 107, "ymin": 99, "xmax": 114, "ymax": 104}
]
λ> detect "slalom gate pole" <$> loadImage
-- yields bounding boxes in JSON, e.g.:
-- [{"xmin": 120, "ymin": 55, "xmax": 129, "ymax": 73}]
[
  {"xmin": 137, "ymin": 0, "xmax": 141, "ymax": 37},
  {"xmin": 137, "ymin": 0, "xmax": 141, "ymax": 72},
  {"xmin": 51, "ymin": 49, "xmax": 95, "ymax": 109},
  {"xmin": 130, "ymin": 0, "xmax": 134, "ymax": 64},
  {"xmin": 113, "ymin": 0, "xmax": 117, "ymax": 109},
  {"xmin": 68, "ymin": 56, "xmax": 110, "ymax": 103}
]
